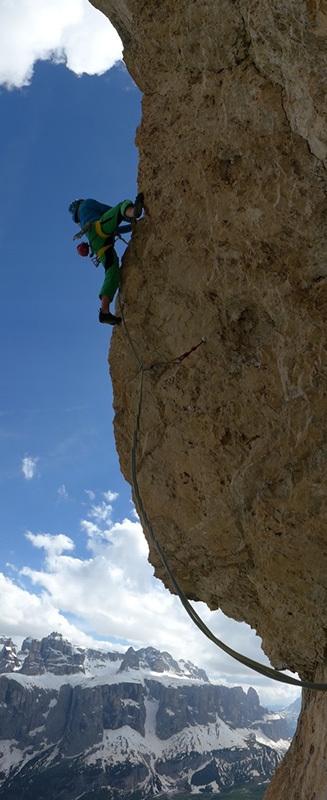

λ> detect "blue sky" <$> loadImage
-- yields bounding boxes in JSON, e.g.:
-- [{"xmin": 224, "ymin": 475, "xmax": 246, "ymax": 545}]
[
  {"xmin": 0, "ymin": 0, "xmax": 300, "ymax": 709},
  {"xmin": 0, "ymin": 57, "xmax": 138, "ymax": 564}
]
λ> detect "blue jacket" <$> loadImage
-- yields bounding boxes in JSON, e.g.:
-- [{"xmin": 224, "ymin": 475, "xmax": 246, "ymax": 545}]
[{"xmin": 78, "ymin": 199, "xmax": 111, "ymax": 228}]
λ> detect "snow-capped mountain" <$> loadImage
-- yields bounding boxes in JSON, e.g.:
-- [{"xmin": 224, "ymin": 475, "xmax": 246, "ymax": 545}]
[
  {"xmin": 0, "ymin": 633, "xmax": 292, "ymax": 798},
  {"xmin": 277, "ymin": 696, "xmax": 301, "ymax": 738}
]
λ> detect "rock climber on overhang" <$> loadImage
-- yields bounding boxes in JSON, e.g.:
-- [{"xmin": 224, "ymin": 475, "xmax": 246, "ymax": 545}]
[{"xmin": 69, "ymin": 194, "xmax": 144, "ymax": 325}]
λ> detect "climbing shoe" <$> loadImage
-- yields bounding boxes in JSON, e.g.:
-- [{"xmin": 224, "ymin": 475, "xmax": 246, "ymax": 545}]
[
  {"xmin": 98, "ymin": 310, "xmax": 122, "ymax": 325},
  {"xmin": 133, "ymin": 192, "xmax": 144, "ymax": 219}
]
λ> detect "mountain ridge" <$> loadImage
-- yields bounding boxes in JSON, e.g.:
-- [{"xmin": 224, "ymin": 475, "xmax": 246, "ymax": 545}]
[{"xmin": 0, "ymin": 632, "xmax": 295, "ymax": 798}]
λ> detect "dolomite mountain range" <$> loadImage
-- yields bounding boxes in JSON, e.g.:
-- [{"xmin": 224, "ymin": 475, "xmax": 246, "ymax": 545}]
[{"xmin": 0, "ymin": 633, "xmax": 298, "ymax": 799}]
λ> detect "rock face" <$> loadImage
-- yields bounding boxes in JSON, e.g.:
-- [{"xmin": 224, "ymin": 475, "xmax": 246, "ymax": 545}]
[
  {"xmin": 0, "ymin": 635, "xmax": 291, "ymax": 798},
  {"xmin": 20, "ymin": 632, "xmax": 85, "ymax": 675},
  {"xmin": 90, "ymin": 0, "xmax": 327, "ymax": 796}
]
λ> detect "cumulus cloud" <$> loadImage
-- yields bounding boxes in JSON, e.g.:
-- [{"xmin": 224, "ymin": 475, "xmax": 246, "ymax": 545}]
[
  {"xmin": 0, "ymin": 0, "xmax": 123, "ymax": 90},
  {"xmin": 0, "ymin": 572, "xmax": 100, "ymax": 648},
  {"xmin": 0, "ymin": 490, "xmax": 301, "ymax": 706},
  {"xmin": 25, "ymin": 531, "xmax": 75, "ymax": 559},
  {"xmin": 21, "ymin": 455, "xmax": 38, "ymax": 479},
  {"xmin": 103, "ymin": 490, "xmax": 118, "ymax": 503}
]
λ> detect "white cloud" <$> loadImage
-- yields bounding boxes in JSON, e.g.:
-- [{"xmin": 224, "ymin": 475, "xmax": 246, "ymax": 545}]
[
  {"xmin": 0, "ymin": 0, "xmax": 123, "ymax": 90},
  {"xmin": 0, "ymin": 572, "xmax": 102, "ymax": 648},
  {"xmin": 21, "ymin": 455, "xmax": 38, "ymax": 479},
  {"xmin": 103, "ymin": 490, "xmax": 118, "ymax": 503},
  {"xmin": 57, "ymin": 484, "xmax": 69, "ymax": 502},
  {"xmin": 0, "ymin": 491, "xmax": 301, "ymax": 707},
  {"xmin": 25, "ymin": 531, "xmax": 75, "ymax": 559}
]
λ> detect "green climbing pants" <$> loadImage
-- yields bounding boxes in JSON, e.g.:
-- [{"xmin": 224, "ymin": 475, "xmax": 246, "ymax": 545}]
[{"xmin": 86, "ymin": 200, "xmax": 133, "ymax": 300}]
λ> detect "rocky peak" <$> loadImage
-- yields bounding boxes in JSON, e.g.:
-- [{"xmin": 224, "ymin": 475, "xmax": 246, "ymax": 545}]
[
  {"xmin": 20, "ymin": 632, "xmax": 85, "ymax": 676},
  {"xmin": 0, "ymin": 637, "xmax": 21, "ymax": 673},
  {"xmin": 118, "ymin": 645, "xmax": 209, "ymax": 679}
]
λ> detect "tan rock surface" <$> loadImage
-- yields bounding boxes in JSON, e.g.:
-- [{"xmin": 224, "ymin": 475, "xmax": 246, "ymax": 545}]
[{"xmin": 91, "ymin": 0, "xmax": 327, "ymax": 795}]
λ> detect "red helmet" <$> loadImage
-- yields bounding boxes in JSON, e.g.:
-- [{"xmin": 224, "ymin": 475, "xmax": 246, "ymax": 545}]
[{"xmin": 76, "ymin": 242, "xmax": 90, "ymax": 257}]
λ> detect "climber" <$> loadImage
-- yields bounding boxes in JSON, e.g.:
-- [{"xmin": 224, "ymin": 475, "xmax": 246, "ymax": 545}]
[{"xmin": 69, "ymin": 194, "xmax": 144, "ymax": 325}]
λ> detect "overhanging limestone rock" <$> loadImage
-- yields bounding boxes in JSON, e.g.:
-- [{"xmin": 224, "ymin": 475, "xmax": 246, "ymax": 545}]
[{"xmin": 90, "ymin": 1, "xmax": 327, "ymax": 795}]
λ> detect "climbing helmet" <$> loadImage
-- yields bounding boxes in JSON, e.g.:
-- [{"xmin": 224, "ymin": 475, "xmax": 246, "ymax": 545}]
[{"xmin": 68, "ymin": 199, "xmax": 84, "ymax": 223}]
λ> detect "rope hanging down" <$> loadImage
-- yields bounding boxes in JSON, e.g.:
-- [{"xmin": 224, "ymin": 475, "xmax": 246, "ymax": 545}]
[{"xmin": 119, "ymin": 298, "xmax": 327, "ymax": 692}]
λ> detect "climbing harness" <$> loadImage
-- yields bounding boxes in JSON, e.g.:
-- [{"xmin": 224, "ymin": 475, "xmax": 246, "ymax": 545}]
[
  {"xmin": 119, "ymin": 297, "xmax": 327, "ymax": 692},
  {"xmin": 75, "ymin": 223, "xmax": 132, "ymax": 268}
]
